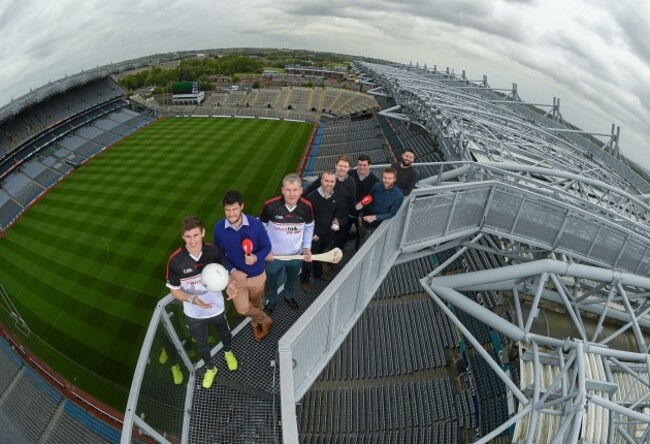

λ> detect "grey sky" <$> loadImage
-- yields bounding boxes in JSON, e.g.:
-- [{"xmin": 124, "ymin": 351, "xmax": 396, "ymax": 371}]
[{"xmin": 2, "ymin": 0, "xmax": 649, "ymax": 169}]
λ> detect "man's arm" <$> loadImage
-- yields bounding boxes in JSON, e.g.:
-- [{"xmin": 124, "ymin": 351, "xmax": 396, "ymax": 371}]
[
  {"xmin": 213, "ymin": 227, "xmax": 236, "ymax": 272},
  {"xmin": 170, "ymin": 287, "xmax": 213, "ymax": 309},
  {"xmin": 255, "ymin": 220, "xmax": 273, "ymax": 263},
  {"xmin": 375, "ymin": 192, "xmax": 404, "ymax": 221},
  {"xmin": 167, "ymin": 260, "xmax": 213, "ymax": 308}
]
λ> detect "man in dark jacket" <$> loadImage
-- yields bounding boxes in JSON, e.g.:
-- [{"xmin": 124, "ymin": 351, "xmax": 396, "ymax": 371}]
[
  {"xmin": 391, "ymin": 148, "xmax": 418, "ymax": 195},
  {"xmin": 305, "ymin": 155, "xmax": 356, "ymax": 278},
  {"xmin": 301, "ymin": 170, "xmax": 344, "ymax": 293},
  {"xmin": 349, "ymin": 155, "xmax": 379, "ymax": 250}
]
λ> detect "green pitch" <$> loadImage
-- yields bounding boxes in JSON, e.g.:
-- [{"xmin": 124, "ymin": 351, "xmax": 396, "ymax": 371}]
[{"xmin": 0, "ymin": 117, "xmax": 313, "ymax": 409}]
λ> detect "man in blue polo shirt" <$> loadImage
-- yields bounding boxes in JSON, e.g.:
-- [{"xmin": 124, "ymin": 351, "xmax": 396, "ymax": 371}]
[{"xmin": 214, "ymin": 190, "xmax": 274, "ymax": 341}]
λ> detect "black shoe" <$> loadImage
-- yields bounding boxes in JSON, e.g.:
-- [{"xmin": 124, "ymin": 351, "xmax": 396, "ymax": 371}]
[
  {"xmin": 285, "ymin": 297, "xmax": 300, "ymax": 310},
  {"xmin": 264, "ymin": 301, "xmax": 276, "ymax": 313}
]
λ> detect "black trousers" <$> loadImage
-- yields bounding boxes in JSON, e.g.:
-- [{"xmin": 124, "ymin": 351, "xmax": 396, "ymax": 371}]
[
  {"xmin": 186, "ymin": 312, "xmax": 232, "ymax": 369},
  {"xmin": 302, "ymin": 234, "xmax": 333, "ymax": 282}
]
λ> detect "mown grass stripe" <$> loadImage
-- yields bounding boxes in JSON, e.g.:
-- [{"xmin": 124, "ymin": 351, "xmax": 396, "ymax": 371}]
[{"xmin": 0, "ymin": 117, "xmax": 311, "ymax": 409}]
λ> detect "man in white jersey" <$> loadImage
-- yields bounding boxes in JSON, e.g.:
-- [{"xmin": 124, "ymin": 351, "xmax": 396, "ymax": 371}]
[
  {"xmin": 259, "ymin": 173, "xmax": 314, "ymax": 313},
  {"xmin": 166, "ymin": 216, "xmax": 238, "ymax": 389}
]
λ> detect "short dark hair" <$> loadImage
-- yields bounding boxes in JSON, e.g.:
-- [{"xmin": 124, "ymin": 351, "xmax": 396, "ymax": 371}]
[
  {"xmin": 383, "ymin": 167, "xmax": 397, "ymax": 178},
  {"xmin": 181, "ymin": 215, "xmax": 203, "ymax": 235},
  {"xmin": 357, "ymin": 155, "xmax": 371, "ymax": 164},
  {"xmin": 223, "ymin": 189, "xmax": 243, "ymax": 207},
  {"xmin": 403, "ymin": 148, "xmax": 415, "ymax": 156}
]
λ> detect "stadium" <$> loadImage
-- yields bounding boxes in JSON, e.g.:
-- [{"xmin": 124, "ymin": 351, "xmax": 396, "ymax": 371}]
[{"xmin": 1, "ymin": 49, "xmax": 650, "ymax": 444}]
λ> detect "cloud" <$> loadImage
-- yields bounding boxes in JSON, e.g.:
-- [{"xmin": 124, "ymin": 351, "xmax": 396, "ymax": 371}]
[{"xmin": 1, "ymin": 0, "xmax": 649, "ymax": 169}]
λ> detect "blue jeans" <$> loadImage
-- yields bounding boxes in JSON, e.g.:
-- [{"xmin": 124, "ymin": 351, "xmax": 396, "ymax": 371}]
[{"xmin": 265, "ymin": 259, "xmax": 302, "ymax": 303}]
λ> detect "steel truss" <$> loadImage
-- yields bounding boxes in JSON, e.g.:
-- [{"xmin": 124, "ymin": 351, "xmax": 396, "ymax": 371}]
[
  {"xmin": 422, "ymin": 259, "xmax": 650, "ymax": 444},
  {"xmin": 356, "ymin": 61, "xmax": 650, "ymax": 195},
  {"xmin": 420, "ymin": 161, "xmax": 650, "ymax": 235},
  {"xmin": 357, "ymin": 62, "xmax": 650, "ymax": 443}
]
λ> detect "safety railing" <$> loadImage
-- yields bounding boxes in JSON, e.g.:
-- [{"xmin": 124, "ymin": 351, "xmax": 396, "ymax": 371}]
[{"xmin": 277, "ymin": 172, "xmax": 650, "ymax": 442}]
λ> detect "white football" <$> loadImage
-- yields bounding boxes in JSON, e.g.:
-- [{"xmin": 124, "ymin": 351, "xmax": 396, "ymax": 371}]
[{"xmin": 201, "ymin": 263, "xmax": 229, "ymax": 291}]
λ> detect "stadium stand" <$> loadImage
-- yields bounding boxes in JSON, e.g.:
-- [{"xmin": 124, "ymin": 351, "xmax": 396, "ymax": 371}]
[
  {"xmin": 1, "ymin": 78, "xmax": 125, "ymax": 156},
  {"xmin": 0, "ymin": 190, "xmax": 23, "ymax": 231},
  {"xmin": 2, "ymin": 172, "xmax": 44, "ymax": 207},
  {"xmin": 0, "ymin": 80, "xmax": 155, "ymax": 232},
  {"xmin": 0, "ymin": 73, "xmax": 163, "ymax": 441},
  {"xmin": 304, "ymin": 116, "xmax": 392, "ymax": 176},
  {"xmin": 0, "ymin": 337, "xmax": 121, "ymax": 444},
  {"xmin": 296, "ymin": 238, "xmax": 511, "ymax": 443},
  {"xmin": 155, "ymin": 87, "xmax": 377, "ymax": 123},
  {"xmin": 21, "ymin": 159, "xmax": 62, "ymax": 188}
]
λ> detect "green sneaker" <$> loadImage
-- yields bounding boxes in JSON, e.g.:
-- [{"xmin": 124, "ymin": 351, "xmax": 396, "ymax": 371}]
[
  {"xmin": 224, "ymin": 351, "xmax": 238, "ymax": 371},
  {"xmin": 202, "ymin": 367, "xmax": 218, "ymax": 389},
  {"xmin": 171, "ymin": 364, "xmax": 183, "ymax": 385},
  {"xmin": 158, "ymin": 347, "xmax": 168, "ymax": 365}
]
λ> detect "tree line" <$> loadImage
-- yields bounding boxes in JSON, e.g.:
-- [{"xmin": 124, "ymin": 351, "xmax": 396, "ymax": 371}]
[
  {"xmin": 119, "ymin": 50, "xmax": 354, "ymax": 94},
  {"xmin": 119, "ymin": 55, "xmax": 265, "ymax": 93}
]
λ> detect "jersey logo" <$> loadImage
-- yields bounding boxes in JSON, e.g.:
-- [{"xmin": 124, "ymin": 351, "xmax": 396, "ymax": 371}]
[
  {"xmin": 275, "ymin": 215, "xmax": 284, "ymax": 220},
  {"xmin": 183, "ymin": 268, "xmax": 193, "ymax": 274}
]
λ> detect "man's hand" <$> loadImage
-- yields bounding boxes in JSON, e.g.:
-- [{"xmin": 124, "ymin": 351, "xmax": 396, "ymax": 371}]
[
  {"xmin": 244, "ymin": 254, "xmax": 257, "ymax": 266},
  {"xmin": 232, "ymin": 269, "xmax": 247, "ymax": 281},
  {"xmin": 363, "ymin": 215, "xmax": 377, "ymax": 223},
  {"xmin": 303, "ymin": 248, "xmax": 312, "ymax": 262},
  {"xmin": 312, "ymin": 234, "xmax": 320, "ymax": 242},
  {"xmin": 266, "ymin": 252, "xmax": 274, "ymax": 261},
  {"xmin": 193, "ymin": 296, "xmax": 213, "ymax": 309},
  {"xmin": 226, "ymin": 280, "xmax": 238, "ymax": 300}
]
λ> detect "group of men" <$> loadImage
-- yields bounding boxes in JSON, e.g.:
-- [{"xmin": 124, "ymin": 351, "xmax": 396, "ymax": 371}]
[{"xmin": 164, "ymin": 149, "xmax": 418, "ymax": 389}]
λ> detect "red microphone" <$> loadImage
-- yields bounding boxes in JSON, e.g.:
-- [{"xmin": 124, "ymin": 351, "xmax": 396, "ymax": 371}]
[
  {"xmin": 360, "ymin": 195, "xmax": 373, "ymax": 206},
  {"xmin": 242, "ymin": 238, "xmax": 253, "ymax": 255}
]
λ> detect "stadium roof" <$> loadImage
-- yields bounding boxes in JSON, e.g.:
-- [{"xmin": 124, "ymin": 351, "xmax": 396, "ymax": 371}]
[{"xmin": 0, "ymin": 52, "xmax": 196, "ymax": 123}]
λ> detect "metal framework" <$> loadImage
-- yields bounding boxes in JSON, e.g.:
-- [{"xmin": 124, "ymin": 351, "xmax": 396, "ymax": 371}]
[
  {"xmin": 357, "ymin": 61, "xmax": 649, "ymax": 195},
  {"xmin": 356, "ymin": 62, "xmax": 650, "ymax": 444},
  {"xmin": 123, "ymin": 61, "xmax": 650, "ymax": 443},
  {"xmin": 422, "ymin": 260, "xmax": 650, "ymax": 443}
]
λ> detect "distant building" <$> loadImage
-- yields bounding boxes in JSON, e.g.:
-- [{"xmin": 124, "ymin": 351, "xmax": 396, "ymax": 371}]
[{"xmin": 284, "ymin": 65, "xmax": 347, "ymax": 81}]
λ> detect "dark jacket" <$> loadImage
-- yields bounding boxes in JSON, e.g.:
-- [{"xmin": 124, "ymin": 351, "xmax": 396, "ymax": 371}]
[{"xmin": 362, "ymin": 182, "xmax": 404, "ymax": 225}]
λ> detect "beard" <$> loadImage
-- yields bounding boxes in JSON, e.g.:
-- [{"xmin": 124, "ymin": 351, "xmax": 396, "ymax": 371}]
[
  {"xmin": 228, "ymin": 215, "xmax": 242, "ymax": 226},
  {"xmin": 401, "ymin": 159, "xmax": 412, "ymax": 167}
]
